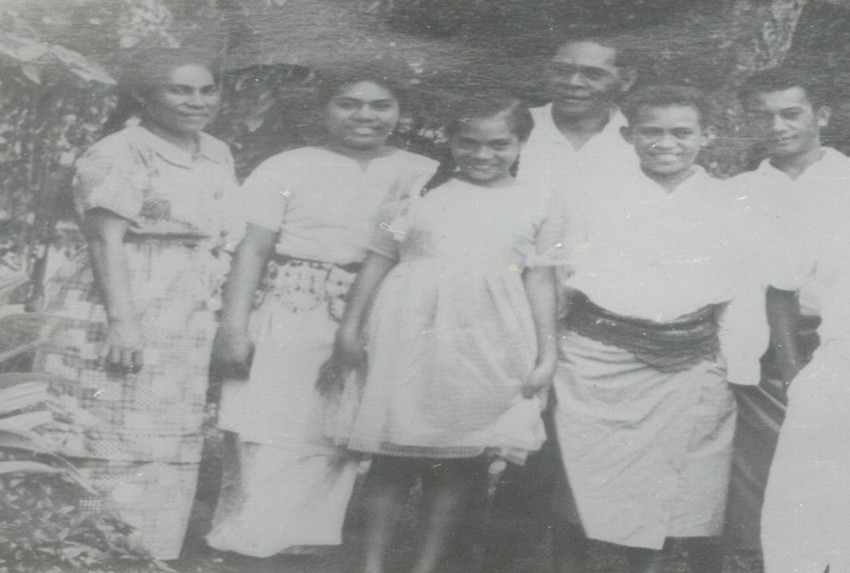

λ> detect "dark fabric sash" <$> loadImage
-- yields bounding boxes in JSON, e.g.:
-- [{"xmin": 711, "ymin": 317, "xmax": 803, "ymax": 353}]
[{"xmin": 564, "ymin": 293, "xmax": 721, "ymax": 372}]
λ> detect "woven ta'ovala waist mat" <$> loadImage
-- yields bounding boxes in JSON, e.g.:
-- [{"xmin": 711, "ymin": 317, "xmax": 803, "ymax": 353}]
[
  {"xmin": 254, "ymin": 255, "xmax": 362, "ymax": 322},
  {"xmin": 564, "ymin": 293, "xmax": 722, "ymax": 372}
]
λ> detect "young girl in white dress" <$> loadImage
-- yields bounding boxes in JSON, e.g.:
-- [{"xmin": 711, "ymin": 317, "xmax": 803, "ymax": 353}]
[
  {"xmin": 206, "ymin": 62, "xmax": 437, "ymax": 559},
  {"xmin": 319, "ymin": 94, "xmax": 566, "ymax": 573}
]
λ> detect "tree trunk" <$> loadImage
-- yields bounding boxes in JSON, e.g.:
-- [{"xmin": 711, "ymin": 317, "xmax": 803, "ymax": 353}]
[{"xmin": 725, "ymin": 0, "xmax": 808, "ymax": 84}]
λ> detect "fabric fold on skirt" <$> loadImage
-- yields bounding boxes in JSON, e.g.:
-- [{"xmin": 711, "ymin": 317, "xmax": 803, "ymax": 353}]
[{"xmin": 554, "ymin": 331, "xmax": 735, "ymax": 549}]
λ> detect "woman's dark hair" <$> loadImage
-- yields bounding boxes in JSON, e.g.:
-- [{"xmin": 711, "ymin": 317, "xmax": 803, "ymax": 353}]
[
  {"xmin": 101, "ymin": 47, "xmax": 221, "ymax": 137},
  {"xmin": 314, "ymin": 58, "xmax": 412, "ymax": 111},
  {"xmin": 421, "ymin": 93, "xmax": 534, "ymax": 195}
]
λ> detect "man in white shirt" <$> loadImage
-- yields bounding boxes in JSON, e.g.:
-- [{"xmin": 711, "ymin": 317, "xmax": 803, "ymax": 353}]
[
  {"xmin": 717, "ymin": 67, "xmax": 848, "ymax": 554},
  {"xmin": 519, "ymin": 36, "xmax": 637, "ymax": 188},
  {"xmin": 733, "ymin": 66, "xmax": 847, "ymax": 368},
  {"xmin": 737, "ymin": 66, "xmax": 850, "ymax": 573},
  {"xmin": 481, "ymin": 34, "xmax": 637, "ymax": 573},
  {"xmin": 551, "ymin": 83, "xmax": 768, "ymax": 573}
]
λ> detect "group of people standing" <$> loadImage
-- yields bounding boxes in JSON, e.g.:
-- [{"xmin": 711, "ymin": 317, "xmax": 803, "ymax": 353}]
[{"xmin": 30, "ymin": 31, "xmax": 848, "ymax": 573}]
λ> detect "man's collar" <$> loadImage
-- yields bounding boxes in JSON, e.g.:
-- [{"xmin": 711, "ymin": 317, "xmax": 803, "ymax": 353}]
[
  {"xmin": 756, "ymin": 147, "xmax": 850, "ymax": 177},
  {"xmin": 534, "ymin": 103, "xmax": 624, "ymax": 143}
]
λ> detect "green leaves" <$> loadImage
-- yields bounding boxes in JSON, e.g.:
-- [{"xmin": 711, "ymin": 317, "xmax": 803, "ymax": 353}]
[
  {"xmin": 0, "ymin": 428, "xmax": 163, "ymax": 571},
  {"xmin": 0, "ymin": 468, "xmax": 165, "ymax": 572},
  {"xmin": 0, "ymin": 428, "xmax": 95, "ymax": 495},
  {"xmin": 49, "ymin": 46, "xmax": 114, "ymax": 85},
  {"xmin": 0, "ymin": 460, "xmax": 64, "ymax": 476},
  {"xmin": 0, "ymin": 33, "xmax": 115, "ymax": 85},
  {"xmin": 0, "ymin": 35, "xmax": 49, "ymax": 64}
]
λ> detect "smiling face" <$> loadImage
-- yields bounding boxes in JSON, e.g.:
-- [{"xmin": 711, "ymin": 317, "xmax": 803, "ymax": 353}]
[
  {"xmin": 623, "ymin": 104, "xmax": 709, "ymax": 179},
  {"xmin": 451, "ymin": 114, "xmax": 523, "ymax": 187},
  {"xmin": 545, "ymin": 40, "xmax": 633, "ymax": 120},
  {"xmin": 324, "ymin": 81, "xmax": 400, "ymax": 150},
  {"xmin": 743, "ymin": 86, "xmax": 829, "ymax": 160},
  {"xmin": 138, "ymin": 64, "xmax": 220, "ymax": 139}
]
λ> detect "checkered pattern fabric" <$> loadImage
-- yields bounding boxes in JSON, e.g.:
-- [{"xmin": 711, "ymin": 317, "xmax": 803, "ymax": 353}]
[
  {"xmin": 31, "ymin": 241, "xmax": 219, "ymax": 559},
  {"xmin": 33, "ymin": 242, "xmax": 217, "ymax": 463},
  {"xmin": 71, "ymin": 458, "xmax": 200, "ymax": 560}
]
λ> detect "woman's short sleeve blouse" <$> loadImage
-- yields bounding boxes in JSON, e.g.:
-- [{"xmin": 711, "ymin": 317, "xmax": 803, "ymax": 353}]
[
  {"xmin": 73, "ymin": 125, "xmax": 238, "ymax": 240},
  {"xmin": 240, "ymin": 147, "xmax": 437, "ymax": 266}
]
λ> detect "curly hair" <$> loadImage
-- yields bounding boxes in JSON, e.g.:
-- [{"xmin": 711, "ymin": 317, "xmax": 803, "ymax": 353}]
[{"xmin": 101, "ymin": 47, "xmax": 220, "ymax": 137}]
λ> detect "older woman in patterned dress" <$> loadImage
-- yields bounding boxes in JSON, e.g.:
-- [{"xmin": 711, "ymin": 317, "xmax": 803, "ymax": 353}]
[{"xmin": 33, "ymin": 47, "xmax": 238, "ymax": 559}]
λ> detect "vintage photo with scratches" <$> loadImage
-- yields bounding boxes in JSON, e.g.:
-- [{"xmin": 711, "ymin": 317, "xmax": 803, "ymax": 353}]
[{"xmin": 1, "ymin": 1, "xmax": 849, "ymax": 572}]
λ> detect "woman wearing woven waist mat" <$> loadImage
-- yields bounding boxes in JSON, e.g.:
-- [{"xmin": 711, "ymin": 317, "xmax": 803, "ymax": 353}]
[
  {"xmin": 550, "ymin": 86, "xmax": 769, "ymax": 573},
  {"xmin": 205, "ymin": 60, "xmax": 437, "ymax": 560}
]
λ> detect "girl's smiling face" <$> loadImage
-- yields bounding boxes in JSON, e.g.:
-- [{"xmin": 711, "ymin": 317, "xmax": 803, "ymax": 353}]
[
  {"xmin": 451, "ymin": 114, "xmax": 523, "ymax": 187},
  {"xmin": 325, "ymin": 81, "xmax": 400, "ymax": 150}
]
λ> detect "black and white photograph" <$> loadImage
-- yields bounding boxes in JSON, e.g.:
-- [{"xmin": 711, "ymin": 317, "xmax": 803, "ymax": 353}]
[{"xmin": 1, "ymin": 1, "xmax": 850, "ymax": 572}]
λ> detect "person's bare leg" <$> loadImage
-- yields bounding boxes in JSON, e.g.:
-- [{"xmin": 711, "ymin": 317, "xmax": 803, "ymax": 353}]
[
  {"xmin": 552, "ymin": 521, "xmax": 589, "ymax": 573},
  {"xmin": 478, "ymin": 452, "xmax": 559, "ymax": 573},
  {"xmin": 682, "ymin": 537, "xmax": 724, "ymax": 573},
  {"xmin": 410, "ymin": 459, "xmax": 483, "ymax": 573},
  {"xmin": 360, "ymin": 456, "xmax": 417, "ymax": 573},
  {"xmin": 624, "ymin": 545, "xmax": 663, "ymax": 573}
]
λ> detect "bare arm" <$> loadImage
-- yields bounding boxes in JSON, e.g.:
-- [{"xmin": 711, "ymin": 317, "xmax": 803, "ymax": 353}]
[
  {"xmin": 766, "ymin": 286, "xmax": 803, "ymax": 388},
  {"xmin": 316, "ymin": 251, "xmax": 396, "ymax": 393},
  {"xmin": 212, "ymin": 223, "xmax": 277, "ymax": 378},
  {"xmin": 521, "ymin": 266, "xmax": 558, "ymax": 399},
  {"xmin": 82, "ymin": 208, "xmax": 142, "ymax": 375}
]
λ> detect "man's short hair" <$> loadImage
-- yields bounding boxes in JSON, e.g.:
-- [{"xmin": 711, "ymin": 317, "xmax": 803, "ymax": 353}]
[
  {"xmin": 621, "ymin": 85, "xmax": 710, "ymax": 126},
  {"xmin": 550, "ymin": 31, "xmax": 638, "ymax": 70},
  {"xmin": 738, "ymin": 66, "xmax": 829, "ymax": 109}
]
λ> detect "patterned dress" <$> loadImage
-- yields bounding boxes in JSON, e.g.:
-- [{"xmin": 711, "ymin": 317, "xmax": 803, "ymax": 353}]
[
  {"xmin": 206, "ymin": 147, "xmax": 437, "ymax": 557},
  {"xmin": 332, "ymin": 177, "xmax": 566, "ymax": 465},
  {"xmin": 33, "ymin": 125, "xmax": 238, "ymax": 559}
]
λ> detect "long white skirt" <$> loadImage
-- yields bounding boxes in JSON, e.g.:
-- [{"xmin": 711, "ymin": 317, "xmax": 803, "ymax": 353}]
[
  {"xmin": 761, "ymin": 342, "xmax": 850, "ymax": 573},
  {"xmin": 207, "ymin": 302, "xmax": 358, "ymax": 557}
]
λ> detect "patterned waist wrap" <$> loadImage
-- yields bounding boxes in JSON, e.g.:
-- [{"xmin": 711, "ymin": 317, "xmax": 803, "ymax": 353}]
[
  {"xmin": 255, "ymin": 255, "xmax": 361, "ymax": 322},
  {"xmin": 564, "ymin": 293, "xmax": 721, "ymax": 372}
]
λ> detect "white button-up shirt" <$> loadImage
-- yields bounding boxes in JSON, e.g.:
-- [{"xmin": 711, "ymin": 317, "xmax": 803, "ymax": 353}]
[
  {"xmin": 764, "ymin": 148, "xmax": 850, "ymax": 345},
  {"xmin": 727, "ymin": 147, "xmax": 850, "ymax": 317},
  {"xmin": 518, "ymin": 104, "xmax": 637, "ymax": 191},
  {"xmin": 564, "ymin": 165, "xmax": 769, "ymax": 385}
]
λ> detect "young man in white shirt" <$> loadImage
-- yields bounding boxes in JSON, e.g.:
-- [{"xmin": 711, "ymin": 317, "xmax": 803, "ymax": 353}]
[
  {"xmin": 738, "ymin": 66, "xmax": 850, "ymax": 573},
  {"xmin": 734, "ymin": 67, "xmax": 845, "ymax": 377},
  {"xmin": 550, "ymin": 84, "xmax": 765, "ymax": 573}
]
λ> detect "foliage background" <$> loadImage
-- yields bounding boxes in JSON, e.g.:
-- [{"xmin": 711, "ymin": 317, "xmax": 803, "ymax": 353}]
[
  {"xmin": 1, "ymin": 1, "xmax": 849, "ymax": 571},
  {"xmin": 2, "ymin": 0, "xmax": 849, "ymax": 265}
]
